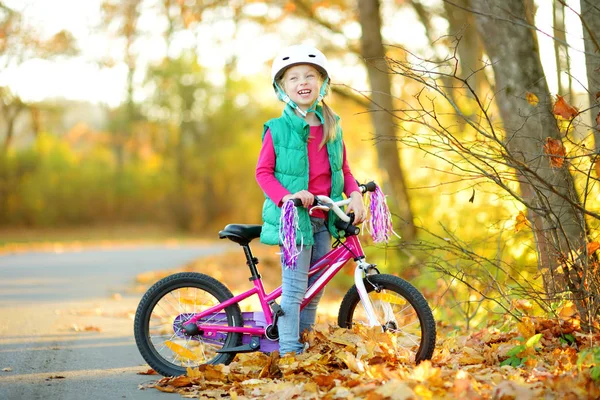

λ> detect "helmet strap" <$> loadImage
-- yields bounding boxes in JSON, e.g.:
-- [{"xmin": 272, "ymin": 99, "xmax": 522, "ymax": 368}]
[
  {"xmin": 274, "ymin": 82, "xmax": 307, "ymax": 117},
  {"xmin": 304, "ymin": 77, "xmax": 329, "ymax": 123}
]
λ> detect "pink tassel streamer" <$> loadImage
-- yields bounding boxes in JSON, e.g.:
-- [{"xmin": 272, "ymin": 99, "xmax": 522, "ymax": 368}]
[
  {"xmin": 368, "ymin": 186, "xmax": 394, "ymax": 243},
  {"xmin": 279, "ymin": 200, "xmax": 301, "ymax": 269}
]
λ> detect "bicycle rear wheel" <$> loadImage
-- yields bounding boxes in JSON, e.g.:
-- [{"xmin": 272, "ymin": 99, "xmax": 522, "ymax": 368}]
[
  {"xmin": 134, "ymin": 272, "xmax": 242, "ymax": 377},
  {"xmin": 338, "ymin": 274, "xmax": 436, "ymax": 363}
]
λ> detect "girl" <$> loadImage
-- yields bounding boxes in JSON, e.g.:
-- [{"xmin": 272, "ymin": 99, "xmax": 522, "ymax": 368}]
[{"xmin": 255, "ymin": 44, "xmax": 366, "ymax": 355}]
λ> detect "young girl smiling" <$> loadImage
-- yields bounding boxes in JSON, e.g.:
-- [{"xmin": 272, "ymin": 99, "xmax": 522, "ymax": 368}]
[{"xmin": 256, "ymin": 44, "xmax": 366, "ymax": 355}]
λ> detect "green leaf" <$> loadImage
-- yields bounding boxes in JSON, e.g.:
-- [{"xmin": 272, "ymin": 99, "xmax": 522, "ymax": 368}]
[
  {"xmin": 506, "ymin": 345, "xmax": 526, "ymax": 357},
  {"xmin": 511, "ymin": 357, "xmax": 523, "ymax": 367},
  {"xmin": 591, "ymin": 366, "xmax": 600, "ymax": 381},
  {"xmin": 526, "ymin": 333, "xmax": 542, "ymax": 348},
  {"xmin": 500, "ymin": 357, "xmax": 514, "ymax": 367},
  {"xmin": 560, "ymin": 334, "xmax": 575, "ymax": 345}
]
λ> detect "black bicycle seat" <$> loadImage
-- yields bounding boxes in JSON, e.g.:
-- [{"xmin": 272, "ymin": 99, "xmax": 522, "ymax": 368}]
[{"xmin": 218, "ymin": 224, "xmax": 262, "ymax": 245}]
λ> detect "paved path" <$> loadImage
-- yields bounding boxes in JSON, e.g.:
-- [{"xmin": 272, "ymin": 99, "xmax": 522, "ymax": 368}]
[{"xmin": 0, "ymin": 243, "xmax": 233, "ymax": 400}]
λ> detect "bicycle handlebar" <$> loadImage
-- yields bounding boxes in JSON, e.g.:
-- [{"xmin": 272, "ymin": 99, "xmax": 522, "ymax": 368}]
[{"xmin": 290, "ymin": 181, "xmax": 377, "ymax": 223}]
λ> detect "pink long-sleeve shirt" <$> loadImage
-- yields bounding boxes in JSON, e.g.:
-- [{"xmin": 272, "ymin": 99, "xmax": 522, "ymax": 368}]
[{"xmin": 255, "ymin": 125, "xmax": 361, "ymax": 219}]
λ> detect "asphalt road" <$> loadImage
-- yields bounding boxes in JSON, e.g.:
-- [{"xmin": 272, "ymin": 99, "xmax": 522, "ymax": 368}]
[{"xmin": 0, "ymin": 242, "xmax": 233, "ymax": 400}]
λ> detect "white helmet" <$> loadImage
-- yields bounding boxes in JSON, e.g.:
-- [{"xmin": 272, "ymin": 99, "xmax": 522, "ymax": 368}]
[{"xmin": 271, "ymin": 44, "xmax": 330, "ymax": 84}]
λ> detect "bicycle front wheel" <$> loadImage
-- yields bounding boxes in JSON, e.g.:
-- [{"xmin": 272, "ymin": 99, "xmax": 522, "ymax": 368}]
[
  {"xmin": 134, "ymin": 272, "xmax": 243, "ymax": 377},
  {"xmin": 338, "ymin": 274, "xmax": 436, "ymax": 363}
]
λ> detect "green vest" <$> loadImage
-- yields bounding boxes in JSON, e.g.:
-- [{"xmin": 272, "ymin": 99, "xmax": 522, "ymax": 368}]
[{"xmin": 260, "ymin": 105, "xmax": 345, "ymax": 246}]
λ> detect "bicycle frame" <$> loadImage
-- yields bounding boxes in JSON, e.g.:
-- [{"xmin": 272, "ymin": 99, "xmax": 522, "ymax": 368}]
[{"xmin": 184, "ymin": 234, "xmax": 379, "ymax": 337}]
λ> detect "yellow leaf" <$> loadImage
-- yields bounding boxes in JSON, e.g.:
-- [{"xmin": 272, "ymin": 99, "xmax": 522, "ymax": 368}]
[
  {"xmin": 459, "ymin": 346, "xmax": 486, "ymax": 365},
  {"xmin": 371, "ymin": 291, "xmax": 407, "ymax": 305},
  {"xmin": 179, "ymin": 297, "xmax": 206, "ymax": 306},
  {"xmin": 517, "ymin": 317, "xmax": 536, "ymax": 339},
  {"xmin": 375, "ymin": 380, "xmax": 415, "ymax": 400},
  {"xmin": 336, "ymin": 351, "xmax": 364, "ymax": 373},
  {"xmin": 165, "ymin": 341, "xmax": 199, "ymax": 361},
  {"xmin": 526, "ymin": 92, "xmax": 539, "ymax": 106}
]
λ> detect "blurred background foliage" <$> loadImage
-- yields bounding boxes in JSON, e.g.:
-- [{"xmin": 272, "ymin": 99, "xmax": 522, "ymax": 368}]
[{"xmin": 1, "ymin": 0, "xmax": 598, "ymax": 328}]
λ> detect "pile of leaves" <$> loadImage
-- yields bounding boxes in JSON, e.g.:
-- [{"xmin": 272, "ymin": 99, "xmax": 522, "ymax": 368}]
[{"xmin": 143, "ymin": 315, "xmax": 600, "ymax": 399}]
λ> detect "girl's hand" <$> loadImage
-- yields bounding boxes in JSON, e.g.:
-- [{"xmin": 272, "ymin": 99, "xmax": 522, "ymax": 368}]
[
  {"xmin": 282, "ymin": 190, "xmax": 314, "ymax": 209},
  {"xmin": 347, "ymin": 191, "xmax": 366, "ymax": 225}
]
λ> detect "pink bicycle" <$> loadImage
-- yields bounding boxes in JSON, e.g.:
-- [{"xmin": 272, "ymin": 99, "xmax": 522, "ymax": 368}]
[{"xmin": 134, "ymin": 182, "xmax": 436, "ymax": 377}]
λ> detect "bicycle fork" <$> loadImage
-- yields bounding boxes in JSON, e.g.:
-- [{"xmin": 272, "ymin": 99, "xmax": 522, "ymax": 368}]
[{"xmin": 354, "ymin": 260, "xmax": 396, "ymax": 330}]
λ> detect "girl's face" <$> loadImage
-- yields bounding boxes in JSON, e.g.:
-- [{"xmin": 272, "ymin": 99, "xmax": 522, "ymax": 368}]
[{"xmin": 281, "ymin": 64, "xmax": 322, "ymax": 109}]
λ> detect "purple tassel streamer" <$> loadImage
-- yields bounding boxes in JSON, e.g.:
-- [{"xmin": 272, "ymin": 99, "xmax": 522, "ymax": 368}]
[
  {"xmin": 368, "ymin": 186, "xmax": 394, "ymax": 243},
  {"xmin": 279, "ymin": 200, "xmax": 301, "ymax": 270}
]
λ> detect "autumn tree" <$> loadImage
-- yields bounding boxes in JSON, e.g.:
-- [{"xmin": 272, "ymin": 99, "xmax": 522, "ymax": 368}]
[
  {"xmin": 0, "ymin": 1, "xmax": 77, "ymax": 222},
  {"xmin": 579, "ymin": 0, "xmax": 600, "ymax": 151},
  {"xmin": 382, "ymin": 0, "xmax": 599, "ymax": 328}
]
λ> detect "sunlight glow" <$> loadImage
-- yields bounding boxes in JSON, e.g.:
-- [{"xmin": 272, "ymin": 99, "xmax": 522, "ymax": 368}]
[{"xmin": 0, "ymin": 0, "xmax": 589, "ymax": 110}]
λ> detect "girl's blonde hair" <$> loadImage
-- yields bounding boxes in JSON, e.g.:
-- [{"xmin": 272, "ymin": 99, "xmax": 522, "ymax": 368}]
[
  {"xmin": 278, "ymin": 70, "xmax": 338, "ymax": 150},
  {"xmin": 320, "ymin": 97, "xmax": 338, "ymax": 149}
]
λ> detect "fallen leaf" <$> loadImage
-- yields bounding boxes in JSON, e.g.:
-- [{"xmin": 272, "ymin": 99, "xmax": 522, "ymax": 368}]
[
  {"xmin": 2, "ymin": 368, "xmax": 12, "ymax": 372},
  {"xmin": 517, "ymin": 317, "xmax": 536, "ymax": 339},
  {"xmin": 556, "ymin": 301, "xmax": 577, "ymax": 318},
  {"xmin": 46, "ymin": 375, "xmax": 65, "ymax": 380},
  {"xmin": 459, "ymin": 346, "xmax": 486, "ymax": 365},
  {"xmin": 154, "ymin": 385, "xmax": 176, "ymax": 393},
  {"xmin": 71, "ymin": 324, "xmax": 101, "ymax": 332},
  {"xmin": 137, "ymin": 368, "xmax": 157, "ymax": 375},
  {"xmin": 374, "ymin": 380, "xmax": 415, "ymax": 400},
  {"xmin": 543, "ymin": 137, "xmax": 566, "ymax": 168},
  {"xmin": 526, "ymin": 92, "xmax": 539, "ymax": 106},
  {"xmin": 553, "ymin": 95, "xmax": 579, "ymax": 119},
  {"xmin": 494, "ymin": 380, "xmax": 537, "ymax": 400},
  {"xmin": 168, "ymin": 375, "xmax": 195, "ymax": 388}
]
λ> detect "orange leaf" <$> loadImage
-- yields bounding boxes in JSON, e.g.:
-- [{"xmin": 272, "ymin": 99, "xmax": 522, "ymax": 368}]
[
  {"xmin": 512, "ymin": 298, "xmax": 533, "ymax": 312},
  {"xmin": 525, "ymin": 92, "xmax": 538, "ymax": 106},
  {"xmin": 596, "ymin": 111, "xmax": 600, "ymax": 131},
  {"xmin": 137, "ymin": 368, "xmax": 157, "ymax": 375},
  {"xmin": 595, "ymin": 159, "xmax": 600, "ymax": 177},
  {"xmin": 515, "ymin": 211, "xmax": 529, "ymax": 233},
  {"xmin": 556, "ymin": 301, "xmax": 577, "ymax": 318},
  {"xmin": 553, "ymin": 95, "xmax": 578, "ymax": 120},
  {"xmin": 587, "ymin": 242, "xmax": 600, "ymax": 254},
  {"xmin": 543, "ymin": 137, "xmax": 566, "ymax": 168}
]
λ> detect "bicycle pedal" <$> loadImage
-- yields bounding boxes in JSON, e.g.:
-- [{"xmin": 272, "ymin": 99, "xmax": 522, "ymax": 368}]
[{"xmin": 216, "ymin": 336, "xmax": 261, "ymax": 353}]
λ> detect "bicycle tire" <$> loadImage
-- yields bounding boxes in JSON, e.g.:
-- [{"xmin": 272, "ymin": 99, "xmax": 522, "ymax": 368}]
[
  {"xmin": 134, "ymin": 272, "xmax": 243, "ymax": 377},
  {"xmin": 338, "ymin": 274, "xmax": 436, "ymax": 363}
]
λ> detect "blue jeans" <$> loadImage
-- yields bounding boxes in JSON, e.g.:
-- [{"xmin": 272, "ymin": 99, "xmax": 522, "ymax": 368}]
[{"xmin": 278, "ymin": 216, "xmax": 331, "ymax": 355}]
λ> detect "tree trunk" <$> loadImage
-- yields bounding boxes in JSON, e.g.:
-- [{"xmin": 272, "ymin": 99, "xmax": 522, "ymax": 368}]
[
  {"xmin": 552, "ymin": 1, "xmax": 571, "ymax": 96},
  {"xmin": 580, "ymin": 0, "xmax": 600, "ymax": 151},
  {"xmin": 442, "ymin": 0, "xmax": 488, "ymax": 95},
  {"xmin": 470, "ymin": 0, "xmax": 587, "ymax": 299},
  {"xmin": 357, "ymin": 0, "xmax": 416, "ymax": 240}
]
